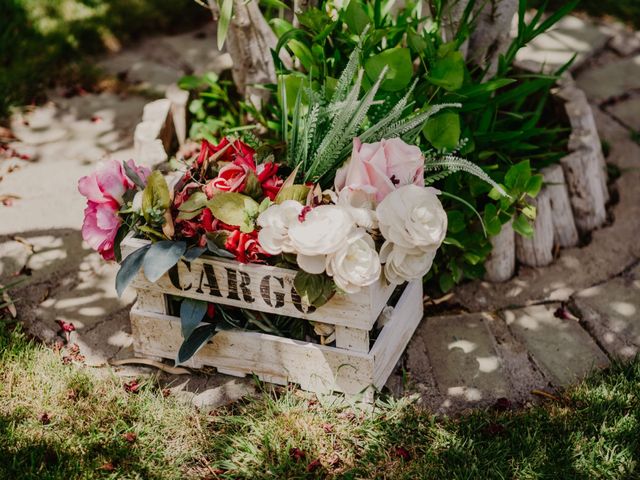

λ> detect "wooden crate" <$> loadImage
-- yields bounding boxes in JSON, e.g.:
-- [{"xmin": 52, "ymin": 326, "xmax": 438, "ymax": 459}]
[{"xmin": 122, "ymin": 236, "xmax": 424, "ymax": 399}]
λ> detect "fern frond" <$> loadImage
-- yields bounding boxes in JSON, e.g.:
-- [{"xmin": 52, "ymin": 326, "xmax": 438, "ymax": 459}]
[
  {"xmin": 331, "ymin": 44, "xmax": 362, "ymax": 105},
  {"xmin": 426, "ymin": 155, "xmax": 509, "ymax": 197},
  {"xmin": 383, "ymin": 102, "xmax": 463, "ymax": 141},
  {"xmin": 425, "ymin": 169, "xmax": 454, "ymax": 185}
]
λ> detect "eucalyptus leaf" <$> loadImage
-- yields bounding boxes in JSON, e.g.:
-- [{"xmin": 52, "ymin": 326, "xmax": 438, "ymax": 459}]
[
  {"xmin": 115, "ymin": 245, "xmax": 150, "ymax": 297},
  {"xmin": 180, "ymin": 298, "xmax": 208, "ymax": 339},
  {"xmin": 183, "ymin": 246, "xmax": 207, "ymax": 262},
  {"xmin": 178, "ymin": 192, "xmax": 208, "ymax": 212},
  {"xmin": 206, "ymin": 233, "xmax": 236, "ymax": 259},
  {"xmin": 142, "ymin": 241, "xmax": 187, "ymax": 283},
  {"xmin": 176, "ymin": 323, "xmax": 217, "ymax": 365},
  {"xmin": 122, "ymin": 161, "xmax": 146, "ymax": 189}
]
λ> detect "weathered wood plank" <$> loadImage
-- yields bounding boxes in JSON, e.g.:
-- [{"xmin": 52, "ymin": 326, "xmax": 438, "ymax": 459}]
[
  {"xmin": 371, "ymin": 280, "xmax": 423, "ymax": 388},
  {"xmin": 122, "ymin": 235, "xmax": 395, "ymax": 329},
  {"xmin": 136, "ymin": 289, "xmax": 167, "ymax": 314},
  {"xmin": 130, "ymin": 306, "xmax": 376, "ymax": 396},
  {"xmin": 335, "ymin": 326, "xmax": 370, "ymax": 353}
]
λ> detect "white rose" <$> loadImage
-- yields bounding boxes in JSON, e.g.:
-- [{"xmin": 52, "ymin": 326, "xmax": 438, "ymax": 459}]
[
  {"xmin": 326, "ymin": 229, "xmax": 381, "ymax": 293},
  {"xmin": 256, "ymin": 200, "xmax": 303, "ymax": 255},
  {"xmin": 377, "ymin": 184, "xmax": 447, "ymax": 252},
  {"xmin": 288, "ymin": 205, "xmax": 355, "ymax": 274},
  {"xmin": 336, "ymin": 186, "xmax": 378, "ymax": 230},
  {"xmin": 380, "ymin": 241, "xmax": 436, "ymax": 284}
]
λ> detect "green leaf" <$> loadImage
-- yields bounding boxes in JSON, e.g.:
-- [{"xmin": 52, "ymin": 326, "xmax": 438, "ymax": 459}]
[
  {"xmin": 447, "ymin": 210, "xmax": 465, "ymax": 234},
  {"xmin": 343, "ymin": 0, "xmax": 371, "ymax": 34},
  {"xmin": 287, "ymin": 39, "xmax": 315, "ymax": 71},
  {"xmin": 116, "ymin": 245, "xmax": 150, "ymax": 297},
  {"xmin": 483, "ymin": 204, "xmax": 502, "ymax": 237},
  {"xmin": 513, "ymin": 213, "xmax": 534, "ymax": 237},
  {"xmin": 113, "ymin": 225, "xmax": 129, "ymax": 263},
  {"xmin": 504, "ymin": 160, "xmax": 532, "ymax": 193},
  {"xmin": 439, "ymin": 272, "xmax": 455, "ymax": 293},
  {"xmin": 526, "ymin": 174, "xmax": 543, "ymax": 197},
  {"xmin": 180, "ymin": 299, "xmax": 208, "ymax": 339},
  {"xmin": 293, "ymin": 271, "xmax": 335, "ymax": 308},
  {"xmin": 217, "ymin": 0, "xmax": 233, "ymax": 50},
  {"xmin": 364, "ymin": 48, "xmax": 413, "ymax": 92},
  {"xmin": 275, "ymin": 185, "xmax": 310, "ymax": 204},
  {"xmin": 178, "ymin": 191, "xmax": 208, "ymax": 212},
  {"xmin": 260, "ymin": 0, "xmax": 289, "ymax": 9},
  {"xmin": 522, "ymin": 204, "xmax": 537, "ymax": 221},
  {"xmin": 142, "ymin": 241, "xmax": 187, "ymax": 283},
  {"xmin": 176, "ymin": 324, "xmax": 217, "ymax": 365},
  {"xmin": 270, "ymin": 18, "xmax": 294, "ymax": 37},
  {"xmin": 243, "ymin": 170, "xmax": 263, "ymax": 201},
  {"xmin": 207, "ymin": 192, "xmax": 259, "ymax": 232},
  {"xmin": 142, "ymin": 171, "xmax": 171, "ymax": 223},
  {"xmin": 423, "ymin": 112, "xmax": 461, "ymax": 151},
  {"xmin": 428, "ymin": 50, "xmax": 464, "ymax": 91}
]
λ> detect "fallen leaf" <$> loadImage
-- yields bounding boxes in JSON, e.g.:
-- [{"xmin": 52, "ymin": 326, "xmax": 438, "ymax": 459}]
[
  {"xmin": 394, "ymin": 447, "xmax": 410, "ymax": 461},
  {"xmin": 122, "ymin": 432, "xmax": 137, "ymax": 443},
  {"xmin": 289, "ymin": 447, "xmax": 306, "ymax": 462},
  {"xmin": 99, "ymin": 462, "xmax": 115, "ymax": 472},
  {"xmin": 493, "ymin": 397, "xmax": 511, "ymax": 411},
  {"xmin": 123, "ymin": 379, "xmax": 140, "ymax": 394},
  {"xmin": 307, "ymin": 458, "xmax": 322, "ymax": 472},
  {"xmin": 321, "ymin": 423, "xmax": 334, "ymax": 433},
  {"xmin": 39, "ymin": 412, "xmax": 51, "ymax": 425}
]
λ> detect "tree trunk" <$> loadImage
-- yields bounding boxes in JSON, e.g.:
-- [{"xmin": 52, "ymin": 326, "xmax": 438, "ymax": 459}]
[
  {"xmin": 208, "ymin": 0, "xmax": 291, "ymax": 109},
  {"xmin": 441, "ymin": 0, "xmax": 518, "ymax": 78}
]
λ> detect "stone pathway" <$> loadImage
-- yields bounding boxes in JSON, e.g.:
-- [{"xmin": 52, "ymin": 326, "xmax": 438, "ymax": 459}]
[
  {"xmin": 1, "ymin": 16, "xmax": 639, "ymax": 412},
  {"xmin": 405, "ymin": 19, "xmax": 640, "ymax": 412}
]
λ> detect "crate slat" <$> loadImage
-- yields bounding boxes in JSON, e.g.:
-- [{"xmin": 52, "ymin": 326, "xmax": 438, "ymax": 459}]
[{"xmin": 123, "ymin": 235, "xmax": 395, "ymax": 329}]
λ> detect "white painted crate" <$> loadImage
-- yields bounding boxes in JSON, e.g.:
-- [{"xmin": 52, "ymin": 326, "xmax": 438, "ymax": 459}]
[{"xmin": 122, "ymin": 236, "xmax": 424, "ymax": 399}]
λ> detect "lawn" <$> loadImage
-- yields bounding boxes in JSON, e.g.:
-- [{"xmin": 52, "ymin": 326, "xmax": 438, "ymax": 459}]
[{"xmin": 1, "ymin": 323, "xmax": 638, "ymax": 479}]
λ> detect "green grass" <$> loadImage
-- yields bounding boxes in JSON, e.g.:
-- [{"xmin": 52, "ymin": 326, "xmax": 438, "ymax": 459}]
[
  {"xmin": 1, "ymin": 323, "xmax": 639, "ymax": 479},
  {"xmin": 0, "ymin": 0, "xmax": 207, "ymax": 119}
]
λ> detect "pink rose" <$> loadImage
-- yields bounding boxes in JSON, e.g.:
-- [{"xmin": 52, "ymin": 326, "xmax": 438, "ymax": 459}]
[
  {"xmin": 78, "ymin": 159, "xmax": 150, "ymax": 260},
  {"xmin": 334, "ymin": 138, "xmax": 424, "ymax": 203}
]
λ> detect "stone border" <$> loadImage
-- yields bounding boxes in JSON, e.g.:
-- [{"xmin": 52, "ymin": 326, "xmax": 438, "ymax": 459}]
[{"xmin": 484, "ymin": 73, "xmax": 609, "ymax": 282}]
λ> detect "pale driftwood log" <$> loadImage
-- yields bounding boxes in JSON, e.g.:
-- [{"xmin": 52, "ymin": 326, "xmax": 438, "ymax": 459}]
[
  {"xmin": 134, "ymin": 99, "xmax": 171, "ymax": 167},
  {"xmin": 484, "ymin": 219, "xmax": 516, "ymax": 282},
  {"xmin": 542, "ymin": 164, "xmax": 579, "ymax": 248},
  {"xmin": 561, "ymin": 149, "xmax": 607, "ymax": 234},
  {"xmin": 516, "ymin": 190, "xmax": 554, "ymax": 267},
  {"xmin": 166, "ymin": 84, "xmax": 190, "ymax": 147},
  {"xmin": 556, "ymin": 76, "xmax": 609, "ymax": 204},
  {"xmin": 129, "ymin": 280, "xmax": 423, "ymax": 400}
]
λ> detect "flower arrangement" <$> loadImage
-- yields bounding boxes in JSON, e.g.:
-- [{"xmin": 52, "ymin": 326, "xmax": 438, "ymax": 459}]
[{"xmin": 78, "ymin": 48, "xmax": 506, "ymax": 363}]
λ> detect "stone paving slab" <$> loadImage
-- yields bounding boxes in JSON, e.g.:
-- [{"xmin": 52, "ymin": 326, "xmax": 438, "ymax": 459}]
[
  {"xmin": 576, "ymin": 55, "xmax": 640, "ymax": 102},
  {"xmin": 516, "ymin": 15, "xmax": 610, "ymax": 72},
  {"xmin": 500, "ymin": 304, "xmax": 609, "ymax": 386},
  {"xmin": 606, "ymin": 96, "xmax": 640, "ymax": 132},
  {"xmin": 572, "ymin": 263, "xmax": 640, "ymax": 360},
  {"xmin": 407, "ymin": 313, "xmax": 544, "ymax": 412},
  {"xmin": 98, "ymin": 26, "xmax": 232, "ymax": 95}
]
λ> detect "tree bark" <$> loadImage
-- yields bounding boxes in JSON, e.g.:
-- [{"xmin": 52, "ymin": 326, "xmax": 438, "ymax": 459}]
[{"xmin": 208, "ymin": 0, "xmax": 291, "ymax": 109}]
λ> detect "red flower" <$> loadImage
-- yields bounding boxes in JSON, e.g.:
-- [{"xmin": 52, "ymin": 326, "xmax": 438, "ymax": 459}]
[{"xmin": 224, "ymin": 229, "xmax": 270, "ymax": 264}]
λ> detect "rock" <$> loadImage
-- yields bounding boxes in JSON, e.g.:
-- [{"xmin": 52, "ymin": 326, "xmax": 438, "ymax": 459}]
[
  {"xmin": 606, "ymin": 97, "xmax": 640, "ymax": 132},
  {"xmin": 0, "ymin": 240, "xmax": 31, "ymax": 280},
  {"xmin": 572, "ymin": 265, "xmax": 640, "ymax": 359},
  {"xmin": 192, "ymin": 378, "xmax": 256, "ymax": 409},
  {"xmin": 516, "ymin": 15, "xmax": 610, "ymax": 73},
  {"xmin": 606, "ymin": 22, "xmax": 640, "ymax": 56},
  {"xmin": 500, "ymin": 304, "xmax": 609, "ymax": 386},
  {"xmin": 576, "ymin": 55, "xmax": 640, "ymax": 102},
  {"xmin": 407, "ymin": 313, "xmax": 543, "ymax": 412}
]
